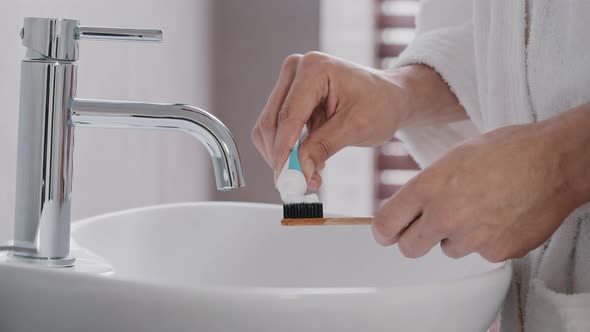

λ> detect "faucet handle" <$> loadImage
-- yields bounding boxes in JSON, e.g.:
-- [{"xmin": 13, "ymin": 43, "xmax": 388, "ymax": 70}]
[
  {"xmin": 77, "ymin": 26, "xmax": 163, "ymax": 43},
  {"xmin": 22, "ymin": 17, "xmax": 162, "ymax": 61}
]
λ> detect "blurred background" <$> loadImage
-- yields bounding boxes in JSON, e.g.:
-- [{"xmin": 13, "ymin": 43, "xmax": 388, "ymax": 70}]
[{"xmin": 0, "ymin": 0, "xmax": 418, "ymax": 242}]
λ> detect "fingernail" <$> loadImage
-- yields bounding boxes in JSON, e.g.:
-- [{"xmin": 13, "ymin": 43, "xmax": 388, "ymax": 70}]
[{"xmin": 301, "ymin": 159, "xmax": 315, "ymax": 178}]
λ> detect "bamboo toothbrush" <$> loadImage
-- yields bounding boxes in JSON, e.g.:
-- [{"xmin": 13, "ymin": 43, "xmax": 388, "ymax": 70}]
[
  {"xmin": 281, "ymin": 217, "xmax": 372, "ymax": 226},
  {"xmin": 277, "ymin": 129, "xmax": 371, "ymax": 226}
]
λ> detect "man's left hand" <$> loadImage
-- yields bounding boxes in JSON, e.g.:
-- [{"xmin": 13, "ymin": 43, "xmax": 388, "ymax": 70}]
[{"xmin": 371, "ymin": 118, "xmax": 585, "ymax": 262}]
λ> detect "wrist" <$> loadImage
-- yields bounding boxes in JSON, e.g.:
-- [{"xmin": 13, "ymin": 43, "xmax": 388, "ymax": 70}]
[
  {"xmin": 377, "ymin": 66, "xmax": 416, "ymax": 126},
  {"xmin": 381, "ymin": 64, "xmax": 468, "ymax": 128}
]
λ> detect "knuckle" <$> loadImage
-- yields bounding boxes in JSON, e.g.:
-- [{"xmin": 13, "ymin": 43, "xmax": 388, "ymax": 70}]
[
  {"xmin": 250, "ymin": 127, "xmax": 260, "ymax": 144},
  {"xmin": 411, "ymin": 251, "xmax": 428, "ymax": 259},
  {"xmin": 373, "ymin": 200, "xmax": 405, "ymax": 238},
  {"xmin": 372, "ymin": 215, "xmax": 388, "ymax": 238},
  {"xmin": 373, "ymin": 237, "xmax": 389, "ymax": 247},
  {"xmin": 350, "ymin": 115, "xmax": 372, "ymax": 134},
  {"xmin": 301, "ymin": 51, "xmax": 326, "ymax": 70},
  {"xmin": 486, "ymin": 254, "xmax": 505, "ymax": 264},
  {"xmin": 440, "ymin": 240, "xmax": 462, "ymax": 259},
  {"xmin": 443, "ymin": 249, "xmax": 462, "ymax": 259},
  {"xmin": 311, "ymin": 137, "xmax": 334, "ymax": 161},
  {"xmin": 260, "ymin": 111, "xmax": 276, "ymax": 131},
  {"xmin": 277, "ymin": 105, "xmax": 291, "ymax": 123},
  {"xmin": 373, "ymin": 235, "xmax": 390, "ymax": 247},
  {"xmin": 282, "ymin": 54, "xmax": 302, "ymax": 71},
  {"xmin": 277, "ymin": 105, "xmax": 304, "ymax": 126},
  {"xmin": 448, "ymin": 251, "xmax": 465, "ymax": 259},
  {"xmin": 479, "ymin": 248, "xmax": 506, "ymax": 263},
  {"xmin": 371, "ymin": 215, "xmax": 396, "ymax": 247},
  {"xmin": 397, "ymin": 237, "xmax": 418, "ymax": 258},
  {"xmin": 478, "ymin": 239, "xmax": 526, "ymax": 262}
]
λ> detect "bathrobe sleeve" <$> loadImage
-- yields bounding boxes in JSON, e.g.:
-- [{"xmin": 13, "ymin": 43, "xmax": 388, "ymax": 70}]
[{"xmin": 392, "ymin": 0, "xmax": 482, "ymax": 167}]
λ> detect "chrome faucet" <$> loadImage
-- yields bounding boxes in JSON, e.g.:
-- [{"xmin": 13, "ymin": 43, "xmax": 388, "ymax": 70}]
[{"xmin": 3, "ymin": 17, "xmax": 245, "ymax": 267}]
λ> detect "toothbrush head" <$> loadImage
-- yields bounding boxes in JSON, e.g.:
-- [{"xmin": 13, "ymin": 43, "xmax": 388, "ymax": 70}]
[{"xmin": 283, "ymin": 202, "xmax": 323, "ymax": 219}]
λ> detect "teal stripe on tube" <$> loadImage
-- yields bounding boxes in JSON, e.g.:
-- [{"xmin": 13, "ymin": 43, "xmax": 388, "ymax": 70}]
[{"xmin": 288, "ymin": 141, "xmax": 302, "ymax": 172}]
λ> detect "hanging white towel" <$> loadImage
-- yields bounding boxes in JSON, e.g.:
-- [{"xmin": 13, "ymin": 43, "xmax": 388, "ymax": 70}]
[{"xmin": 391, "ymin": 0, "xmax": 590, "ymax": 331}]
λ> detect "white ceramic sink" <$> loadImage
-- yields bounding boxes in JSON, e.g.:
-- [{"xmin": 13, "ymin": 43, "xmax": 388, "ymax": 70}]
[{"xmin": 0, "ymin": 202, "xmax": 511, "ymax": 332}]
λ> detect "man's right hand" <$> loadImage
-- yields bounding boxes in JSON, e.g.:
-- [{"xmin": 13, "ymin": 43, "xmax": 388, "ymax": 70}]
[{"xmin": 251, "ymin": 51, "xmax": 415, "ymax": 190}]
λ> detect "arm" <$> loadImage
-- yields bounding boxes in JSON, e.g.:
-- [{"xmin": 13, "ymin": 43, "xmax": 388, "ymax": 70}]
[{"xmin": 251, "ymin": 53, "xmax": 466, "ymax": 189}]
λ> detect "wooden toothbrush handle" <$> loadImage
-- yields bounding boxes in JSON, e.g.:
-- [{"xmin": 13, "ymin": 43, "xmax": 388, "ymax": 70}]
[{"xmin": 281, "ymin": 217, "xmax": 372, "ymax": 226}]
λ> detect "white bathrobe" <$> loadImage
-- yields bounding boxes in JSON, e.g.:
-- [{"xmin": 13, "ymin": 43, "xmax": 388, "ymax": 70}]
[{"xmin": 393, "ymin": 1, "xmax": 590, "ymax": 331}]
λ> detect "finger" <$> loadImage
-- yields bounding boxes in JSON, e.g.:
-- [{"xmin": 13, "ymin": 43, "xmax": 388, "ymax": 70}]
[
  {"xmin": 396, "ymin": 214, "xmax": 445, "ymax": 258},
  {"xmin": 297, "ymin": 111, "xmax": 353, "ymax": 182},
  {"xmin": 256, "ymin": 54, "xmax": 302, "ymax": 162},
  {"xmin": 316, "ymin": 161, "xmax": 326, "ymax": 171},
  {"xmin": 440, "ymin": 238, "xmax": 471, "ymax": 259},
  {"xmin": 301, "ymin": 107, "xmax": 326, "ymax": 181},
  {"xmin": 371, "ymin": 180, "xmax": 424, "ymax": 247},
  {"xmin": 273, "ymin": 53, "xmax": 329, "ymax": 174},
  {"xmin": 308, "ymin": 172, "xmax": 322, "ymax": 191},
  {"xmin": 304, "ymin": 110, "xmax": 326, "ymax": 175},
  {"xmin": 251, "ymin": 127, "xmax": 272, "ymax": 167}
]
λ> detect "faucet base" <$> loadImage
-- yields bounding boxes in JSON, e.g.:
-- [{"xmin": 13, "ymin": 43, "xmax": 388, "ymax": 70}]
[{"xmin": 8, "ymin": 253, "xmax": 76, "ymax": 268}]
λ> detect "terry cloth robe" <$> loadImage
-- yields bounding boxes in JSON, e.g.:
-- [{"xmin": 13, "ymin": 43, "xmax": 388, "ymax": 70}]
[{"xmin": 392, "ymin": 1, "xmax": 590, "ymax": 331}]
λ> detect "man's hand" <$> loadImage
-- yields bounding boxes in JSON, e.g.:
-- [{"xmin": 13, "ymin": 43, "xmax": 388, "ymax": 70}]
[
  {"xmin": 251, "ymin": 53, "xmax": 465, "ymax": 190},
  {"xmin": 251, "ymin": 52, "xmax": 411, "ymax": 189},
  {"xmin": 372, "ymin": 108, "xmax": 590, "ymax": 262}
]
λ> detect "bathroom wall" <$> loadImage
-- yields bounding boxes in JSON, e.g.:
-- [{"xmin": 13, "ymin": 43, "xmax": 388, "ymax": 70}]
[
  {"xmin": 211, "ymin": 0, "xmax": 321, "ymax": 204},
  {"xmin": 0, "ymin": 0, "xmax": 214, "ymax": 242}
]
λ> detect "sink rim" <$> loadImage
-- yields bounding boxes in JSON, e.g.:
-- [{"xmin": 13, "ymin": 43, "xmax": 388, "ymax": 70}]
[
  {"xmin": 0, "ymin": 250, "xmax": 512, "ymax": 301},
  {"xmin": 71, "ymin": 201, "xmax": 512, "ymax": 294}
]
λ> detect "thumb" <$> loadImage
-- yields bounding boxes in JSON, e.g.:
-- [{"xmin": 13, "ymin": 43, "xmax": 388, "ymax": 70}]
[{"xmin": 297, "ymin": 113, "xmax": 351, "ymax": 184}]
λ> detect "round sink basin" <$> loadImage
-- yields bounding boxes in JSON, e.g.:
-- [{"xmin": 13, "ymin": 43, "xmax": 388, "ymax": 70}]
[{"xmin": 0, "ymin": 202, "xmax": 511, "ymax": 332}]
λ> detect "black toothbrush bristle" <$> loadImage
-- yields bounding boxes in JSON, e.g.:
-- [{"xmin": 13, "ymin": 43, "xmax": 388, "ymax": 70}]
[{"xmin": 283, "ymin": 203, "xmax": 323, "ymax": 219}]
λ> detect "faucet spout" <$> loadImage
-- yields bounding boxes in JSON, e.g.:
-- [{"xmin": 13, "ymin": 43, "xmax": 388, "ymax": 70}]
[{"xmin": 71, "ymin": 99, "xmax": 245, "ymax": 190}]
